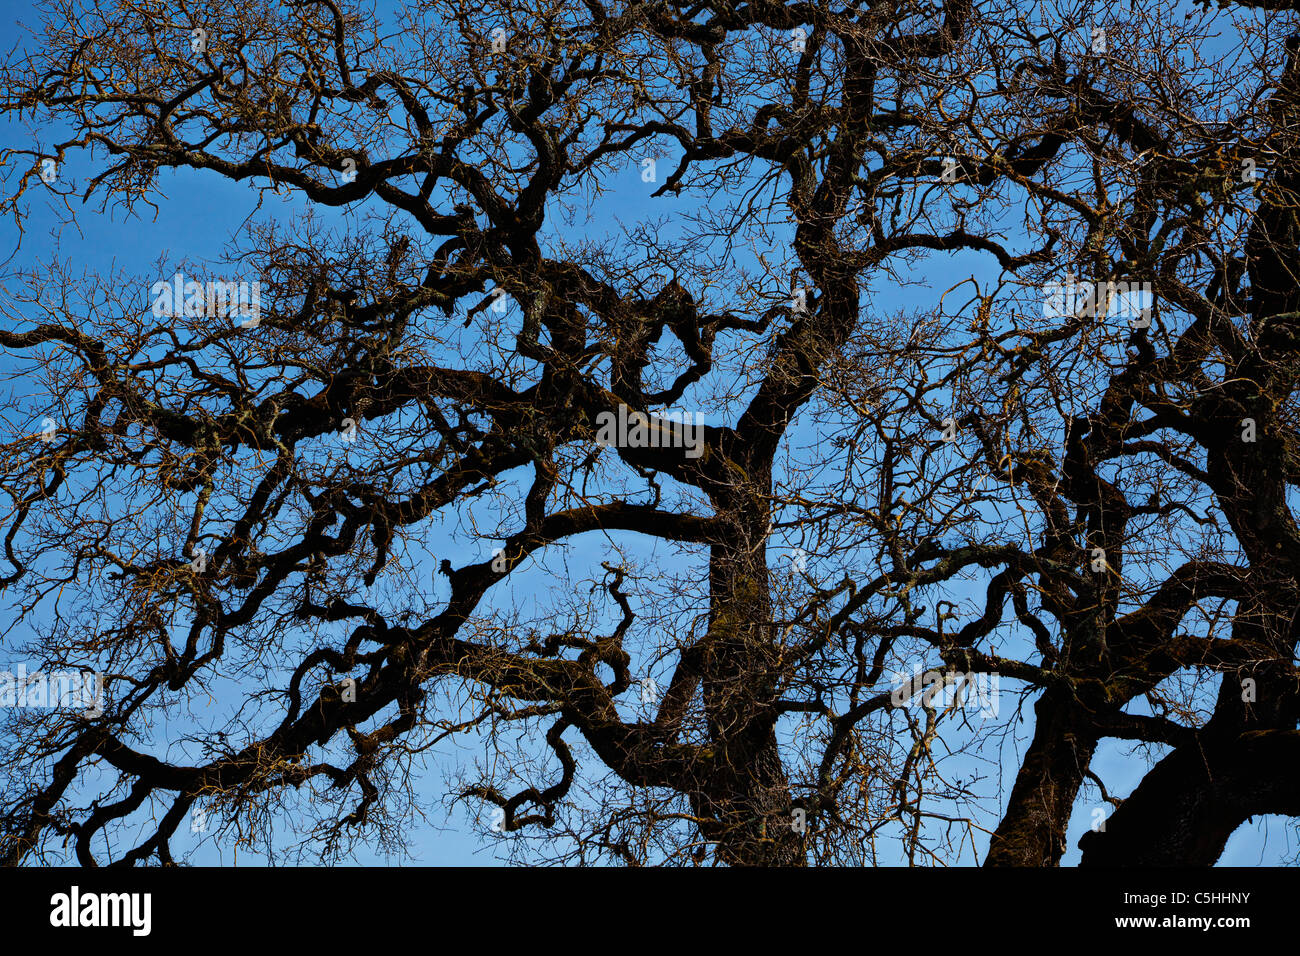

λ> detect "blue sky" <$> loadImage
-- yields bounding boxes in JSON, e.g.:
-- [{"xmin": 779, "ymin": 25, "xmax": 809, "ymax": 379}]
[{"xmin": 0, "ymin": 0, "xmax": 1295, "ymax": 866}]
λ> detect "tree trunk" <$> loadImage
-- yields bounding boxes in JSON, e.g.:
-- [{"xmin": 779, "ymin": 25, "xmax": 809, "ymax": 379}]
[
  {"xmin": 696, "ymin": 477, "xmax": 804, "ymax": 866},
  {"xmin": 985, "ymin": 687, "xmax": 1098, "ymax": 866}
]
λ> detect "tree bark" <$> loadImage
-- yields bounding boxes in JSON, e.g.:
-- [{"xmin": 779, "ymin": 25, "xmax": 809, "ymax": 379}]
[
  {"xmin": 985, "ymin": 687, "xmax": 1098, "ymax": 866},
  {"xmin": 695, "ymin": 473, "xmax": 804, "ymax": 866},
  {"xmin": 1079, "ymin": 729, "xmax": 1300, "ymax": 866}
]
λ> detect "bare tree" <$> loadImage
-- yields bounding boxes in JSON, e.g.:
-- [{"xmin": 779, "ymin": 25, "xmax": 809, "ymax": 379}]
[{"xmin": 0, "ymin": 0, "xmax": 1297, "ymax": 867}]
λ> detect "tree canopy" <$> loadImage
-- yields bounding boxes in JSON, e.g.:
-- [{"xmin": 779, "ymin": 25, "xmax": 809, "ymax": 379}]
[{"xmin": 1, "ymin": 0, "xmax": 1299, "ymax": 866}]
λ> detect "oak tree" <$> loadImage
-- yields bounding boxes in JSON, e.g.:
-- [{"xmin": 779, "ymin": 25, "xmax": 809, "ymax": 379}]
[{"xmin": 1, "ymin": 0, "xmax": 1298, "ymax": 867}]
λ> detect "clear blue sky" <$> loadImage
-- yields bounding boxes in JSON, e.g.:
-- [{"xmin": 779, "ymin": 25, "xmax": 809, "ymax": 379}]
[{"xmin": 0, "ymin": 0, "xmax": 1293, "ymax": 865}]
